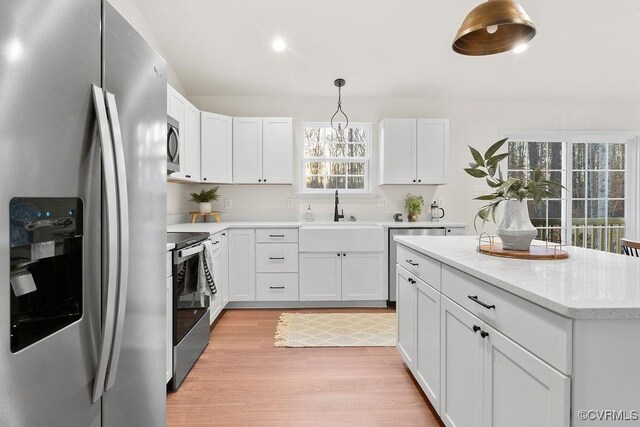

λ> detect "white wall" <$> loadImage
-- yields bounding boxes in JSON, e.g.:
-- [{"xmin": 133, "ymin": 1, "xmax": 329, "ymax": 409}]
[
  {"xmin": 108, "ymin": 0, "xmax": 186, "ymax": 94},
  {"xmin": 168, "ymin": 95, "xmax": 640, "ymax": 231}
]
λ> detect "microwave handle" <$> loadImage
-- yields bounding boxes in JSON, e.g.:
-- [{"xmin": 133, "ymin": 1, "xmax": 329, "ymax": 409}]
[
  {"xmin": 91, "ymin": 85, "xmax": 120, "ymax": 403},
  {"xmin": 104, "ymin": 91, "xmax": 130, "ymax": 391}
]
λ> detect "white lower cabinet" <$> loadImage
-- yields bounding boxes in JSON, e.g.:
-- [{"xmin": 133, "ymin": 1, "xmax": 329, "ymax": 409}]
[
  {"xmin": 209, "ymin": 238, "xmax": 223, "ymax": 324},
  {"xmin": 220, "ymin": 231, "xmax": 229, "ymax": 306},
  {"xmin": 229, "ymin": 229, "xmax": 256, "ymax": 301},
  {"xmin": 299, "ymin": 252, "xmax": 384, "ymax": 301},
  {"xmin": 440, "ymin": 296, "xmax": 484, "ymax": 427},
  {"xmin": 165, "ymin": 276, "xmax": 172, "ymax": 384},
  {"xmin": 299, "ymin": 253, "xmax": 342, "ymax": 301},
  {"xmin": 482, "ymin": 324, "xmax": 570, "ymax": 427},
  {"xmin": 396, "ymin": 267, "xmax": 416, "ymax": 367},
  {"xmin": 415, "ymin": 279, "xmax": 441, "ymax": 412}
]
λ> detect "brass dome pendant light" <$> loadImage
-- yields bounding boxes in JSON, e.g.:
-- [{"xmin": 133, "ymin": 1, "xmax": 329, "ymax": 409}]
[{"xmin": 452, "ymin": 0, "xmax": 536, "ymax": 56}]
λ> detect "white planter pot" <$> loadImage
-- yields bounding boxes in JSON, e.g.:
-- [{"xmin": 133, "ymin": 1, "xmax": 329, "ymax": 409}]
[
  {"xmin": 496, "ymin": 200, "xmax": 537, "ymax": 251},
  {"xmin": 198, "ymin": 202, "xmax": 212, "ymax": 214}
]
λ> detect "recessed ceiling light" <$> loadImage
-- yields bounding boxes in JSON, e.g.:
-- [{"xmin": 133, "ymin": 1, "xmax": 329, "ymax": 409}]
[
  {"xmin": 272, "ymin": 38, "xmax": 286, "ymax": 52},
  {"xmin": 513, "ymin": 43, "xmax": 528, "ymax": 54}
]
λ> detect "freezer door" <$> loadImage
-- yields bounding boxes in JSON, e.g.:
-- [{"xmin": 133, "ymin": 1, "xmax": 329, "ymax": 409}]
[
  {"xmin": 0, "ymin": 1, "xmax": 102, "ymax": 426},
  {"xmin": 101, "ymin": 4, "xmax": 167, "ymax": 426},
  {"xmin": 388, "ymin": 228, "xmax": 446, "ymax": 302}
]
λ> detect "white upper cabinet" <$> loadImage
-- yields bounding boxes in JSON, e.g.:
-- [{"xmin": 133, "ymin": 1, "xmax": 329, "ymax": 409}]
[
  {"xmin": 379, "ymin": 118, "xmax": 449, "ymax": 185},
  {"xmin": 233, "ymin": 117, "xmax": 293, "ymax": 184},
  {"xmin": 167, "ymin": 84, "xmax": 200, "ymax": 182},
  {"xmin": 200, "ymin": 112, "xmax": 232, "ymax": 183},
  {"xmin": 262, "ymin": 118, "xmax": 293, "ymax": 184}
]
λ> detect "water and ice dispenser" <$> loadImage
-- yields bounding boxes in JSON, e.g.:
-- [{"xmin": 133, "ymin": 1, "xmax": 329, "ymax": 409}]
[{"xmin": 9, "ymin": 198, "xmax": 83, "ymax": 352}]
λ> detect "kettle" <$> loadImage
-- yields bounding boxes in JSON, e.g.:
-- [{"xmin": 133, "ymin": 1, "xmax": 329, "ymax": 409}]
[{"xmin": 430, "ymin": 201, "xmax": 445, "ymax": 222}]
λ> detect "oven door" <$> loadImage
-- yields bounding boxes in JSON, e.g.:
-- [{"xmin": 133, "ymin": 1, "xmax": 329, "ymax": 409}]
[{"xmin": 173, "ymin": 243, "xmax": 209, "ymax": 344}]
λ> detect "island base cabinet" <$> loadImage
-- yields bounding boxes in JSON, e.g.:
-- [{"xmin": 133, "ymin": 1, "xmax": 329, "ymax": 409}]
[
  {"xmin": 482, "ymin": 324, "xmax": 570, "ymax": 427},
  {"xmin": 299, "ymin": 253, "xmax": 341, "ymax": 301},
  {"xmin": 415, "ymin": 280, "xmax": 440, "ymax": 413},
  {"xmin": 396, "ymin": 267, "xmax": 416, "ymax": 368},
  {"xmin": 440, "ymin": 296, "xmax": 483, "ymax": 427},
  {"xmin": 341, "ymin": 252, "xmax": 384, "ymax": 300}
]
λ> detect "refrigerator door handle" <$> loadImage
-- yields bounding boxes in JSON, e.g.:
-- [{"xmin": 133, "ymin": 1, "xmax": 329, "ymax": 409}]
[
  {"xmin": 91, "ymin": 85, "xmax": 120, "ymax": 403},
  {"xmin": 104, "ymin": 91, "xmax": 130, "ymax": 391}
]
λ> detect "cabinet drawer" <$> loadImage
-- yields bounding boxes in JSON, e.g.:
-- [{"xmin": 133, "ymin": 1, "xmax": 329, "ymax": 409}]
[
  {"xmin": 397, "ymin": 244, "xmax": 441, "ymax": 290},
  {"xmin": 442, "ymin": 265, "xmax": 572, "ymax": 374},
  {"xmin": 256, "ymin": 228, "xmax": 299, "ymax": 243},
  {"xmin": 255, "ymin": 243, "xmax": 299, "ymax": 272},
  {"xmin": 256, "ymin": 273, "xmax": 299, "ymax": 301},
  {"xmin": 166, "ymin": 252, "xmax": 172, "ymax": 278}
]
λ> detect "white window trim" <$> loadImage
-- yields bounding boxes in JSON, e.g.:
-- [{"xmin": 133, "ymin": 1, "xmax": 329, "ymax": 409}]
[
  {"xmin": 500, "ymin": 130, "xmax": 640, "ymax": 242},
  {"xmin": 297, "ymin": 122, "xmax": 373, "ymax": 195}
]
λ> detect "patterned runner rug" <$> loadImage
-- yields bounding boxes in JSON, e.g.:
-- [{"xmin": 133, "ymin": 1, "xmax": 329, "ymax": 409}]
[{"xmin": 274, "ymin": 312, "xmax": 396, "ymax": 348}]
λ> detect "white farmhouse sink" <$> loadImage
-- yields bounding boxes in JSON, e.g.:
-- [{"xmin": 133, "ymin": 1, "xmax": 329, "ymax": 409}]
[{"xmin": 299, "ymin": 224, "xmax": 384, "ymax": 252}]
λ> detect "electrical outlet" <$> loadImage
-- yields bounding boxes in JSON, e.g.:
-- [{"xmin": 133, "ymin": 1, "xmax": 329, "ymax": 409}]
[
  {"xmin": 225, "ymin": 198, "xmax": 232, "ymax": 210},
  {"xmin": 377, "ymin": 198, "xmax": 388, "ymax": 208},
  {"xmin": 287, "ymin": 199, "xmax": 295, "ymax": 209}
]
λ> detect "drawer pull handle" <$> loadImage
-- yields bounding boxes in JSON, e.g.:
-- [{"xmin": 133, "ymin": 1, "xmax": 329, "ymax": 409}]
[
  {"xmin": 269, "ymin": 257, "xmax": 285, "ymax": 260},
  {"xmin": 269, "ymin": 286, "xmax": 285, "ymax": 289},
  {"xmin": 468, "ymin": 295, "xmax": 495, "ymax": 310},
  {"xmin": 212, "ymin": 241, "xmax": 220, "ymax": 244},
  {"xmin": 269, "ymin": 234, "xmax": 285, "ymax": 238},
  {"xmin": 406, "ymin": 259, "xmax": 419, "ymax": 266},
  {"xmin": 480, "ymin": 331, "xmax": 489, "ymax": 339},
  {"xmin": 472, "ymin": 325, "xmax": 481, "ymax": 333}
]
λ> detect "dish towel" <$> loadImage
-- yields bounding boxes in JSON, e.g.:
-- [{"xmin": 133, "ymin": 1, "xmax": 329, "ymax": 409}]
[{"xmin": 198, "ymin": 240, "xmax": 217, "ymax": 297}]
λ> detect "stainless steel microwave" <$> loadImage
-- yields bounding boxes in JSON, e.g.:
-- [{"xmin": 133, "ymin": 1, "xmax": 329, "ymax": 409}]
[{"xmin": 167, "ymin": 115, "xmax": 180, "ymax": 174}]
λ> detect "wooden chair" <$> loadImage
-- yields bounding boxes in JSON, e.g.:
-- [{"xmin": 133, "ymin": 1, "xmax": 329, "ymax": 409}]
[{"xmin": 621, "ymin": 238, "xmax": 640, "ymax": 257}]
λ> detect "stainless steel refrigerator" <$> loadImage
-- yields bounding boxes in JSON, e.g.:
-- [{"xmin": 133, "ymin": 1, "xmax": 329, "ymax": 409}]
[{"xmin": 0, "ymin": 1, "xmax": 167, "ymax": 425}]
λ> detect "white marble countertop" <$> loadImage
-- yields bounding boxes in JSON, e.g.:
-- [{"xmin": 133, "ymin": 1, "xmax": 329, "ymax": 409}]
[
  {"xmin": 166, "ymin": 243, "xmax": 175, "ymax": 251},
  {"xmin": 394, "ymin": 235, "xmax": 640, "ymax": 320},
  {"xmin": 167, "ymin": 220, "xmax": 467, "ymax": 235}
]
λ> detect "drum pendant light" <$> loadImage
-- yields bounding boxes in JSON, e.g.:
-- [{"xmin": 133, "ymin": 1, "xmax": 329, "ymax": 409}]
[{"xmin": 452, "ymin": 0, "xmax": 536, "ymax": 56}]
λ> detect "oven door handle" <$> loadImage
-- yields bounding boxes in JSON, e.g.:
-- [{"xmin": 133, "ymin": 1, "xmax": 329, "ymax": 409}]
[{"xmin": 178, "ymin": 244, "xmax": 204, "ymax": 259}]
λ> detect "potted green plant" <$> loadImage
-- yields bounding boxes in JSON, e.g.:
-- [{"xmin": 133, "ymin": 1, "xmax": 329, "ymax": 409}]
[
  {"xmin": 464, "ymin": 138, "xmax": 564, "ymax": 250},
  {"xmin": 189, "ymin": 187, "xmax": 219, "ymax": 214},
  {"xmin": 405, "ymin": 194, "xmax": 424, "ymax": 222}
]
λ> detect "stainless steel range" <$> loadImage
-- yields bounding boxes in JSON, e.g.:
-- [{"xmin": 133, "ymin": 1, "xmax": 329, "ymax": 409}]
[{"xmin": 167, "ymin": 232, "xmax": 211, "ymax": 391}]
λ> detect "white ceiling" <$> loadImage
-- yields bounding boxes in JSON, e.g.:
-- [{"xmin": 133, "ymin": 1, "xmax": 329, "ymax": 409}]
[{"xmin": 135, "ymin": 0, "xmax": 640, "ymax": 99}]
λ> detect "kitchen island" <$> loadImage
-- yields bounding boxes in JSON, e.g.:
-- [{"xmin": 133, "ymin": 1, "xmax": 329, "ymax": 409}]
[{"xmin": 393, "ymin": 235, "xmax": 640, "ymax": 427}]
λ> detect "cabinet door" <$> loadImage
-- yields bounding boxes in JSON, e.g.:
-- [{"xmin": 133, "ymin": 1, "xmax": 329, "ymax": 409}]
[
  {"xmin": 262, "ymin": 118, "xmax": 293, "ymax": 184},
  {"xmin": 228, "ymin": 229, "xmax": 256, "ymax": 301},
  {"xmin": 167, "ymin": 84, "xmax": 187, "ymax": 180},
  {"xmin": 341, "ymin": 252, "xmax": 384, "ymax": 300},
  {"xmin": 166, "ymin": 276, "xmax": 172, "ymax": 383},
  {"xmin": 209, "ymin": 239, "xmax": 223, "ymax": 324},
  {"xmin": 482, "ymin": 324, "xmax": 570, "ymax": 427},
  {"xmin": 440, "ymin": 296, "xmax": 483, "ymax": 427},
  {"xmin": 200, "ymin": 112, "xmax": 232, "ymax": 183},
  {"xmin": 396, "ymin": 266, "xmax": 416, "ymax": 369},
  {"xmin": 233, "ymin": 117, "xmax": 263, "ymax": 183},
  {"xmin": 220, "ymin": 232, "xmax": 229, "ymax": 306},
  {"xmin": 379, "ymin": 119, "xmax": 416, "ymax": 184},
  {"xmin": 299, "ymin": 253, "xmax": 341, "ymax": 301},
  {"xmin": 416, "ymin": 119, "xmax": 448, "ymax": 184},
  {"xmin": 183, "ymin": 102, "xmax": 201, "ymax": 182},
  {"xmin": 415, "ymin": 279, "xmax": 441, "ymax": 413}
]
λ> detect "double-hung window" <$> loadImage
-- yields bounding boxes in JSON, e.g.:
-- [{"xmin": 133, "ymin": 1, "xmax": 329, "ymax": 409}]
[
  {"xmin": 299, "ymin": 123, "xmax": 371, "ymax": 193},
  {"xmin": 505, "ymin": 132, "xmax": 638, "ymax": 253}
]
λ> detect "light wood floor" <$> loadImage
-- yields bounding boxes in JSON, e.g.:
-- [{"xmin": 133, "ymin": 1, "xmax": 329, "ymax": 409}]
[{"xmin": 167, "ymin": 308, "xmax": 443, "ymax": 426}]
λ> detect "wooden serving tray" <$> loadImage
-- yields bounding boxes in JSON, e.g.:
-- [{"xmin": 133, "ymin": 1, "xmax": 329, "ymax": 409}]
[{"xmin": 478, "ymin": 243, "xmax": 569, "ymax": 260}]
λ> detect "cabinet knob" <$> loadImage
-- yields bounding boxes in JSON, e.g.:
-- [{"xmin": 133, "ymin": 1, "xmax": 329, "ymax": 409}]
[
  {"xmin": 263, "ymin": 179, "xmax": 267, "ymax": 182},
  {"xmin": 337, "ymin": 253, "xmax": 341, "ymax": 256},
  {"xmin": 258, "ymin": 179, "xmax": 262, "ymax": 182},
  {"xmin": 480, "ymin": 331, "xmax": 489, "ymax": 339},
  {"xmin": 472, "ymin": 325, "xmax": 481, "ymax": 333},
  {"xmin": 342, "ymin": 253, "xmax": 346, "ymax": 257},
  {"xmin": 418, "ymin": 179, "xmax": 422, "ymax": 183},
  {"xmin": 412, "ymin": 179, "xmax": 416, "ymax": 183},
  {"xmin": 186, "ymin": 174, "xmax": 191, "ymax": 178}
]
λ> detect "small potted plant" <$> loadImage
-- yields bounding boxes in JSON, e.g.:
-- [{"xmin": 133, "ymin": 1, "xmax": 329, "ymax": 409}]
[
  {"xmin": 189, "ymin": 187, "xmax": 219, "ymax": 214},
  {"xmin": 405, "ymin": 194, "xmax": 424, "ymax": 222},
  {"xmin": 464, "ymin": 138, "xmax": 564, "ymax": 250}
]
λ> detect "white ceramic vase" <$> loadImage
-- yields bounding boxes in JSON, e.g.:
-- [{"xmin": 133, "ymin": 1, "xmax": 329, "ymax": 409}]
[
  {"xmin": 496, "ymin": 200, "xmax": 537, "ymax": 251},
  {"xmin": 198, "ymin": 202, "xmax": 212, "ymax": 214}
]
